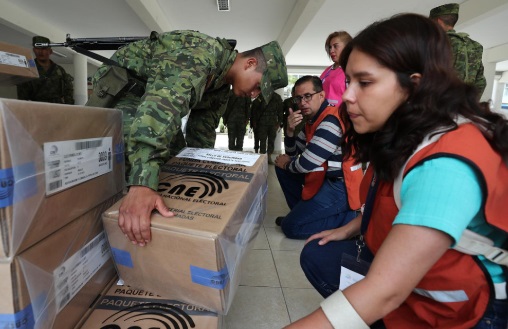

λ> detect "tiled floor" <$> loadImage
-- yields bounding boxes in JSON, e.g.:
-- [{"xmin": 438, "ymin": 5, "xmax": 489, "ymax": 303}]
[{"xmin": 213, "ymin": 133, "xmax": 323, "ymax": 329}]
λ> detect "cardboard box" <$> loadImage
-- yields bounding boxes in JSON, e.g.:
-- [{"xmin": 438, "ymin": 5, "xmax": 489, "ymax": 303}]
[
  {"xmin": 0, "ymin": 98, "xmax": 125, "ymax": 259},
  {"xmin": 0, "ymin": 42, "xmax": 39, "ymax": 86},
  {"xmin": 103, "ymin": 148, "xmax": 267, "ymax": 314},
  {"xmin": 0, "ymin": 194, "xmax": 121, "ymax": 329},
  {"xmin": 77, "ymin": 277, "xmax": 223, "ymax": 329}
]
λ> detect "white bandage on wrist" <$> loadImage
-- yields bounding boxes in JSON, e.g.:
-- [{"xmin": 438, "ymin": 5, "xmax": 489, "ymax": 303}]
[{"xmin": 320, "ymin": 290, "xmax": 369, "ymax": 329}]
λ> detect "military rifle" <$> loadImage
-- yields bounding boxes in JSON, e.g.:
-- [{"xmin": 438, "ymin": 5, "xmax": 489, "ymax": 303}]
[
  {"xmin": 34, "ymin": 33, "xmax": 237, "ymax": 65},
  {"xmin": 34, "ymin": 33, "xmax": 152, "ymax": 66}
]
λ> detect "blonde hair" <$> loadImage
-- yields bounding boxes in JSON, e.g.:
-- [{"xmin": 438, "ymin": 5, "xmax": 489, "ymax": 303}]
[{"xmin": 325, "ymin": 31, "xmax": 352, "ymax": 57}]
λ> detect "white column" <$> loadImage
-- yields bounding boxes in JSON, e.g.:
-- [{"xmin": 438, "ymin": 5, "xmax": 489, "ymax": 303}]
[
  {"xmin": 481, "ymin": 62, "xmax": 496, "ymax": 102},
  {"xmin": 492, "ymin": 77, "xmax": 502, "ymax": 111},
  {"xmin": 73, "ymin": 53, "xmax": 88, "ymax": 105}
]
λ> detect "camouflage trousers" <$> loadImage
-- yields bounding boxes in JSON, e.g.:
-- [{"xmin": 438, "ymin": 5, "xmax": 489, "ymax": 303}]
[
  {"xmin": 254, "ymin": 124, "xmax": 278, "ymax": 154},
  {"xmin": 227, "ymin": 122, "xmax": 247, "ymax": 151}
]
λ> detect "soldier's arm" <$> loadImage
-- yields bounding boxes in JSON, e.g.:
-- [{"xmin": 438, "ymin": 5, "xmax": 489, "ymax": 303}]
[
  {"xmin": 126, "ymin": 50, "xmax": 210, "ymax": 190},
  {"xmin": 475, "ymin": 59, "xmax": 486, "ymax": 99},
  {"xmin": 62, "ymin": 70, "xmax": 75, "ymax": 104},
  {"xmin": 119, "ymin": 51, "xmax": 210, "ymax": 246}
]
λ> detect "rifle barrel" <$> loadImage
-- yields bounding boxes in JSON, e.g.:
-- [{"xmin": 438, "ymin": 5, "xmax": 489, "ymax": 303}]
[{"xmin": 34, "ymin": 42, "xmax": 67, "ymax": 48}]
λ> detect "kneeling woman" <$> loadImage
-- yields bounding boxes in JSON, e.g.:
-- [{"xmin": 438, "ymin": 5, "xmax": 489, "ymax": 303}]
[{"xmin": 290, "ymin": 13, "xmax": 508, "ymax": 329}]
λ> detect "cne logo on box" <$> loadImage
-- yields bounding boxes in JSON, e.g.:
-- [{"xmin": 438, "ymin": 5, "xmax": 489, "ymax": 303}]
[{"xmin": 157, "ymin": 172, "xmax": 229, "ymax": 199}]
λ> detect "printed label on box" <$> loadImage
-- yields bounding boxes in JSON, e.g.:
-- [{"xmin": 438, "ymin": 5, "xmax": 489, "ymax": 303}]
[
  {"xmin": 0, "ymin": 51, "xmax": 29, "ymax": 68},
  {"xmin": 53, "ymin": 232, "xmax": 111, "ymax": 313},
  {"xmin": 44, "ymin": 137, "xmax": 113, "ymax": 195},
  {"xmin": 177, "ymin": 148, "xmax": 259, "ymax": 166}
]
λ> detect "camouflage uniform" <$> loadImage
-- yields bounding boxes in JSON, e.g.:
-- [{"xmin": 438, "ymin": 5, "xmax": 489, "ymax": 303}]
[
  {"xmin": 282, "ymin": 97, "xmax": 304, "ymax": 137},
  {"xmin": 89, "ymin": 30, "xmax": 287, "ymax": 190},
  {"xmin": 251, "ymin": 93, "xmax": 284, "ymax": 154},
  {"xmin": 187, "ymin": 86, "xmax": 230, "ymax": 148},
  {"xmin": 447, "ymin": 30, "xmax": 486, "ymax": 97},
  {"xmin": 223, "ymin": 90, "xmax": 251, "ymax": 151},
  {"xmin": 172, "ymin": 85, "xmax": 230, "ymax": 150},
  {"xmin": 429, "ymin": 3, "xmax": 486, "ymax": 98},
  {"xmin": 17, "ymin": 59, "xmax": 74, "ymax": 104}
]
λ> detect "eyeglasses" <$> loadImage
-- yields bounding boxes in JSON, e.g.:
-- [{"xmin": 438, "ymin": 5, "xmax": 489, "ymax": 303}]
[{"xmin": 293, "ymin": 91, "xmax": 320, "ymax": 104}]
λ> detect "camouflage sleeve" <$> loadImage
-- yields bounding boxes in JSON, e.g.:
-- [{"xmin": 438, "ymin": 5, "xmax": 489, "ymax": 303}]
[
  {"xmin": 475, "ymin": 64, "xmax": 486, "ymax": 98},
  {"xmin": 62, "ymin": 70, "xmax": 75, "ymax": 104},
  {"xmin": 473, "ymin": 43, "xmax": 486, "ymax": 98},
  {"xmin": 126, "ymin": 49, "xmax": 210, "ymax": 189}
]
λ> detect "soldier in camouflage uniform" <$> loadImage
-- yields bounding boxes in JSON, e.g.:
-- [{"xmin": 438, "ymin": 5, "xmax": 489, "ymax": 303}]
[
  {"xmin": 17, "ymin": 36, "xmax": 74, "ymax": 104},
  {"xmin": 88, "ymin": 30, "xmax": 288, "ymax": 246},
  {"xmin": 251, "ymin": 93, "xmax": 284, "ymax": 164},
  {"xmin": 222, "ymin": 90, "xmax": 251, "ymax": 151},
  {"xmin": 171, "ymin": 84, "xmax": 231, "ymax": 151},
  {"xmin": 430, "ymin": 3, "xmax": 486, "ymax": 99}
]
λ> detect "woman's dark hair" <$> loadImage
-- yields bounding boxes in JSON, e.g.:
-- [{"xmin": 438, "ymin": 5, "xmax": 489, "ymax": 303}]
[{"xmin": 339, "ymin": 13, "xmax": 508, "ymax": 181}]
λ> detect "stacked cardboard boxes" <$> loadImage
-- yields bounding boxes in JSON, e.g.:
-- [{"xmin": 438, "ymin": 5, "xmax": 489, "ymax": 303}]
[
  {"xmin": 103, "ymin": 148, "xmax": 267, "ymax": 314},
  {"xmin": 0, "ymin": 42, "xmax": 39, "ymax": 86},
  {"xmin": 0, "ymin": 98, "xmax": 125, "ymax": 328},
  {"xmin": 77, "ymin": 277, "xmax": 223, "ymax": 329}
]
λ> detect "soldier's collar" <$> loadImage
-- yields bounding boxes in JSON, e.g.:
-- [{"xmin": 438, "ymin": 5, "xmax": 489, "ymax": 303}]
[{"xmin": 208, "ymin": 50, "xmax": 237, "ymax": 91}]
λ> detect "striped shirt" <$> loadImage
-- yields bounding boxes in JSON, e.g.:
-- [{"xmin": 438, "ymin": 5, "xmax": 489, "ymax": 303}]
[{"xmin": 284, "ymin": 102, "xmax": 343, "ymax": 178}]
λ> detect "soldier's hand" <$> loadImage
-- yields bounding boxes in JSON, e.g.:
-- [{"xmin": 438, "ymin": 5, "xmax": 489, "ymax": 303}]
[{"xmin": 118, "ymin": 186, "xmax": 174, "ymax": 246}]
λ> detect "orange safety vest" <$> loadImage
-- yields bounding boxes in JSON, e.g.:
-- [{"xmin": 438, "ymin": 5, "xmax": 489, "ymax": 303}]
[
  {"xmin": 301, "ymin": 105, "xmax": 363, "ymax": 210},
  {"xmin": 361, "ymin": 124, "xmax": 508, "ymax": 328}
]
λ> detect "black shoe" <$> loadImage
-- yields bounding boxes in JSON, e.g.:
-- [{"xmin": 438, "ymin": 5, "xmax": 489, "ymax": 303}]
[{"xmin": 275, "ymin": 216, "xmax": 284, "ymax": 226}]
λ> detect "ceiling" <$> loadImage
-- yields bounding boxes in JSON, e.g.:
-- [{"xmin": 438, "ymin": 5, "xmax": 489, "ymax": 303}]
[{"xmin": 1, "ymin": 0, "xmax": 508, "ymax": 75}]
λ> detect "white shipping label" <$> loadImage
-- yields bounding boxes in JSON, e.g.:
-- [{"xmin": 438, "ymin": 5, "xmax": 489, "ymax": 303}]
[
  {"xmin": 0, "ymin": 51, "xmax": 29, "ymax": 67},
  {"xmin": 177, "ymin": 147, "xmax": 259, "ymax": 166},
  {"xmin": 53, "ymin": 232, "xmax": 111, "ymax": 313},
  {"xmin": 44, "ymin": 137, "xmax": 113, "ymax": 195}
]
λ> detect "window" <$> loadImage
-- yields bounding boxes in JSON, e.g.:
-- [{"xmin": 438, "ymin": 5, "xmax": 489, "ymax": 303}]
[{"xmin": 502, "ymin": 84, "xmax": 508, "ymax": 109}]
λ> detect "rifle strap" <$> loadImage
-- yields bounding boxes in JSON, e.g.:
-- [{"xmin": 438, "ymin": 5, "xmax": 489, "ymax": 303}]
[{"xmin": 72, "ymin": 45, "xmax": 120, "ymax": 67}]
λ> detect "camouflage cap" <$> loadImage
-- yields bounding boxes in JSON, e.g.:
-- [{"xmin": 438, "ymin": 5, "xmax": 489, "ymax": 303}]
[
  {"xmin": 429, "ymin": 3, "xmax": 460, "ymax": 18},
  {"xmin": 260, "ymin": 41, "xmax": 288, "ymax": 103},
  {"xmin": 32, "ymin": 36, "xmax": 51, "ymax": 48}
]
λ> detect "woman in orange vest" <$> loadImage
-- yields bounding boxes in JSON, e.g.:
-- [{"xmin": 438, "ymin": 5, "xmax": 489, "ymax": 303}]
[{"xmin": 290, "ymin": 13, "xmax": 508, "ymax": 329}]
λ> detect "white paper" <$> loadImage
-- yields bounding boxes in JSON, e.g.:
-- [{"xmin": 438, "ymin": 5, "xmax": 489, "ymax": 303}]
[
  {"xmin": 339, "ymin": 266, "xmax": 365, "ymax": 290},
  {"xmin": 176, "ymin": 147, "xmax": 259, "ymax": 166}
]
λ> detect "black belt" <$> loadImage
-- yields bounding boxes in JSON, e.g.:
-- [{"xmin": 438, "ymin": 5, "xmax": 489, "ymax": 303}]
[{"xmin": 327, "ymin": 177, "xmax": 344, "ymax": 182}]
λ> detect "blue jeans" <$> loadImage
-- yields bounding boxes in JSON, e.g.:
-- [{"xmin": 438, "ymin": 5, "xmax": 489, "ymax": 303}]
[
  {"xmin": 300, "ymin": 238, "xmax": 375, "ymax": 297},
  {"xmin": 275, "ymin": 167, "xmax": 356, "ymax": 239},
  {"xmin": 473, "ymin": 299, "xmax": 508, "ymax": 329}
]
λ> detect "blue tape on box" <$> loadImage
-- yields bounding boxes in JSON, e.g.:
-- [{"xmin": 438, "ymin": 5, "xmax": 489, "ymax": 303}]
[
  {"xmin": 114, "ymin": 142, "xmax": 125, "ymax": 163},
  {"xmin": 190, "ymin": 265, "xmax": 229, "ymax": 289},
  {"xmin": 0, "ymin": 304, "xmax": 35, "ymax": 329},
  {"xmin": 0, "ymin": 162, "xmax": 37, "ymax": 208},
  {"xmin": 111, "ymin": 247, "xmax": 134, "ymax": 268}
]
